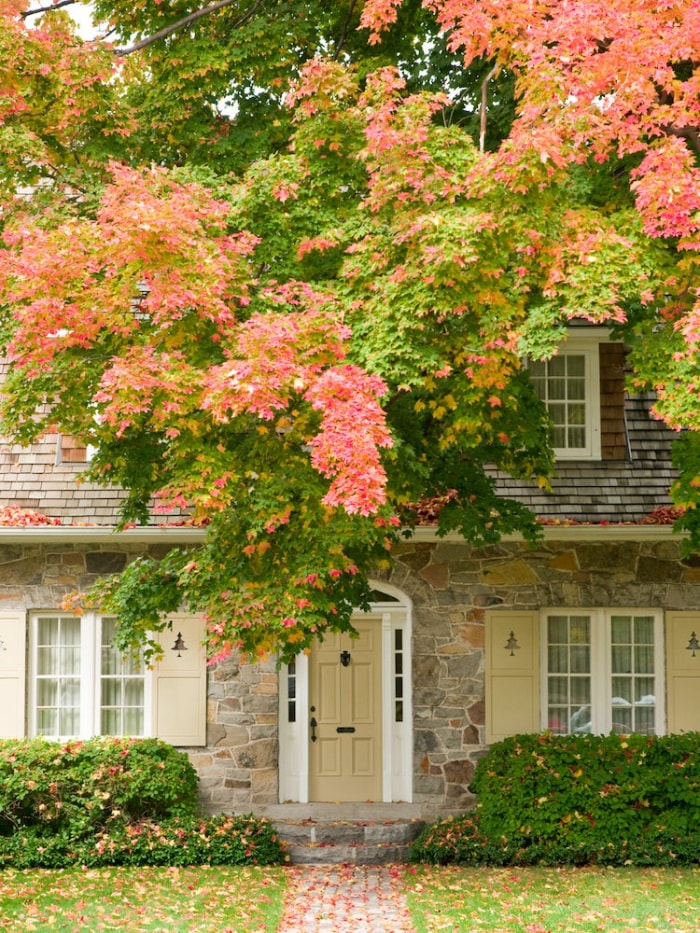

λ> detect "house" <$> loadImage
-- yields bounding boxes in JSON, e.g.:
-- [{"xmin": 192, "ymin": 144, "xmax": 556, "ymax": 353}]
[{"xmin": 1, "ymin": 328, "xmax": 700, "ymax": 820}]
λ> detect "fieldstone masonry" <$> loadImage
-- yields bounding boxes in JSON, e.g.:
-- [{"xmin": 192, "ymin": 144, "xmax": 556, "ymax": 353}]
[{"xmin": 3, "ymin": 534, "xmax": 700, "ymax": 815}]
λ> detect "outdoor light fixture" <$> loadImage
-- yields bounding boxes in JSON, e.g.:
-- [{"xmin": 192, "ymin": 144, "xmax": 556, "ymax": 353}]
[
  {"xmin": 340, "ymin": 650, "xmax": 351, "ymax": 667},
  {"xmin": 172, "ymin": 632, "xmax": 188, "ymax": 657},
  {"xmin": 687, "ymin": 631, "xmax": 700, "ymax": 657},
  {"xmin": 504, "ymin": 630, "xmax": 520, "ymax": 656}
]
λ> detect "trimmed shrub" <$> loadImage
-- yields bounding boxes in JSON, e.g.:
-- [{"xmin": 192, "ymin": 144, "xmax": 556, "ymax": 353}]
[
  {"xmin": 0, "ymin": 814, "xmax": 285, "ymax": 869},
  {"xmin": 0, "ymin": 738, "xmax": 285, "ymax": 868},
  {"xmin": 0, "ymin": 737, "xmax": 198, "ymax": 838},
  {"xmin": 410, "ymin": 732, "xmax": 700, "ymax": 866}
]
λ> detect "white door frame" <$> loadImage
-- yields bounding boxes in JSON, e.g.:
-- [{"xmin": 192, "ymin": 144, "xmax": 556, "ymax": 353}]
[{"xmin": 278, "ymin": 582, "xmax": 413, "ymax": 804}]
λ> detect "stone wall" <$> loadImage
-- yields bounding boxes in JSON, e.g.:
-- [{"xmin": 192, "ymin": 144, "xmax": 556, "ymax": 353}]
[
  {"xmin": 386, "ymin": 535, "xmax": 700, "ymax": 812},
  {"xmin": 3, "ymin": 534, "xmax": 700, "ymax": 815}
]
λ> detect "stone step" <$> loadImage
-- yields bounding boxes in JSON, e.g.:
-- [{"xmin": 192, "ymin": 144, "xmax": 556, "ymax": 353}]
[{"xmin": 271, "ymin": 817, "xmax": 425, "ymax": 865}]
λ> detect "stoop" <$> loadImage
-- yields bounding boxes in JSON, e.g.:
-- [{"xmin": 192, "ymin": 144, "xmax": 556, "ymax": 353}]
[{"xmin": 251, "ymin": 803, "xmax": 428, "ymax": 865}]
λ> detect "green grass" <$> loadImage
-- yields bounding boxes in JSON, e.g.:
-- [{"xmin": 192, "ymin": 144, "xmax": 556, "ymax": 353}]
[
  {"xmin": 0, "ymin": 865, "xmax": 286, "ymax": 932},
  {"xmin": 405, "ymin": 865, "xmax": 700, "ymax": 932}
]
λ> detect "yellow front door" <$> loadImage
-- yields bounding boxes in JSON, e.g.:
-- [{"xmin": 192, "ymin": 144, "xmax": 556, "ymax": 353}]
[{"xmin": 308, "ymin": 619, "xmax": 382, "ymax": 801}]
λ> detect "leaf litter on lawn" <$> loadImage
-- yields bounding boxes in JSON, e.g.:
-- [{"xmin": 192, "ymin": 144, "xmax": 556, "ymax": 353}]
[
  {"xmin": 404, "ymin": 865, "xmax": 700, "ymax": 932},
  {"xmin": 0, "ymin": 865, "xmax": 286, "ymax": 932}
]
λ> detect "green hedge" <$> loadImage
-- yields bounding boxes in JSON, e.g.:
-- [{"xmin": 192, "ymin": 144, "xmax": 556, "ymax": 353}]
[
  {"xmin": 0, "ymin": 738, "xmax": 284, "ymax": 868},
  {"xmin": 411, "ymin": 732, "xmax": 700, "ymax": 866}
]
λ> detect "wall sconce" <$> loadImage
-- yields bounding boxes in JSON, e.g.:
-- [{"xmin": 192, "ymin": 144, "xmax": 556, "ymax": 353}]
[
  {"xmin": 172, "ymin": 632, "xmax": 188, "ymax": 657},
  {"xmin": 687, "ymin": 631, "xmax": 699, "ymax": 657},
  {"xmin": 504, "ymin": 630, "xmax": 520, "ymax": 656},
  {"xmin": 340, "ymin": 650, "xmax": 351, "ymax": 667}
]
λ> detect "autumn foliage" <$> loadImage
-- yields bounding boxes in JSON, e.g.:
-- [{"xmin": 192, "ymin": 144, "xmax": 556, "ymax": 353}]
[{"xmin": 1, "ymin": 1, "xmax": 700, "ymax": 658}]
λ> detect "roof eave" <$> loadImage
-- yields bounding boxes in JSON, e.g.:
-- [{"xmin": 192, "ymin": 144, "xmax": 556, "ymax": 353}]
[{"xmin": 0, "ymin": 523, "xmax": 680, "ymax": 546}]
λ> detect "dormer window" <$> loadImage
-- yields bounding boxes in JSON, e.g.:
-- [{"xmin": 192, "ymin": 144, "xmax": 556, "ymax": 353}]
[{"xmin": 529, "ymin": 330, "xmax": 606, "ymax": 461}]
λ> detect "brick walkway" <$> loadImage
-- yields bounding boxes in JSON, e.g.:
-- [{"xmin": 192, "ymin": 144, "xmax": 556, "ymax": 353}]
[{"xmin": 276, "ymin": 865, "xmax": 415, "ymax": 932}]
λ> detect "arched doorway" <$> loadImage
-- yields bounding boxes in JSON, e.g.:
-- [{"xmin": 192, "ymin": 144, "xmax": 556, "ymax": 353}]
[{"xmin": 278, "ymin": 583, "xmax": 413, "ymax": 803}]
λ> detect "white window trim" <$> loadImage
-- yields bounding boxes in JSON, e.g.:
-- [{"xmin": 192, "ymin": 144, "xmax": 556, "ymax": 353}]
[
  {"xmin": 539, "ymin": 608, "xmax": 665, "ymax": 736},
  {"xmin": 530, "ymin": 328, "xmax": 609, "ymax": 461}
]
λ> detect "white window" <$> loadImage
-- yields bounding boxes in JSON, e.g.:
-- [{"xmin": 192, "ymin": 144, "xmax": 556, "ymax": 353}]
[
  {"xmin": 543, "ymin": 609, "xmax": 664, "ymax": 736},
  {"xmin": 528, "ymin": 332, "xmax": 604, "ymax": 460},
  {"xmin": 30, "ymin": 613, "xmax": 147, "ymax": 740},
  {"xmin": 28, "ymin": 612, "xmax": 207, "ymax": 745}
]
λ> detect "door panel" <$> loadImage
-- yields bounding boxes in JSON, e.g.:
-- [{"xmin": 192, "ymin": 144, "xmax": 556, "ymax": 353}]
[{"xmin": 309, "ymin": 619, "xmax": 382, "ymax": 801}]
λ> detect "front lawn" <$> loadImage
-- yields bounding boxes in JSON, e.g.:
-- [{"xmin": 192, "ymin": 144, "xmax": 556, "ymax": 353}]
[
  {"xmin": 0, "ymin": 865, "xmax": 286, "ymax": 932},
  {"xmin": 405, "ymin": 865, "xmax": 700, "ymax": 932}
]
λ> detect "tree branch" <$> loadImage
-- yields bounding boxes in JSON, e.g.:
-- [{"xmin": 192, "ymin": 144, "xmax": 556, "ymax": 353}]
[
  {"xmin": 332, "ymin": 0, "xmax": 359, "ymax": 62},
  {"xmin": 662, "ymin": 123, "xmax": 700, "ymax": 159},
  {"xmin": 23, "ymin": 0, "xmax": 78, "ymax": 18},
  {"xmin": 479, "ymin": 63, "xmax": 500, "ymax": 153},
  {"xmin": 113, "ymin": 0, "xmax": 265, "ymax": 56}
]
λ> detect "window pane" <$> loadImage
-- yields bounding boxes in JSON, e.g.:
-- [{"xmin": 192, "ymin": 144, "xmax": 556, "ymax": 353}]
[
  {"xmin": 568, "ymin": 378, "xmax": 586, "ymax": 401},
  {"xmin": 570, "ymin": 706, "xmax": 591, "ymax": 733},
  {"xmin": 568, "ymin": 403, "xmax": 586, "ymax": 426},
  {"xmin": 612, "ymin": 708, "xmax": 632, "ymax": 734},
  {"xmin": 570, "ymin": 678, "xmax": 591, "ymax": 705},
  {"xmin": 567, "ymin": 355, "xmax": 585, "ymax": 377},
  {"xmin": 101, "ymin": 709, "xmax": 120, "ymax": 734},
  {"xmin": 37, "ymin": 618, "xmax": 59, "ymax": 646},
  {"xmin": 635, "ymin": 678, "xmax": 655, "ymax": 703},
  {"xmin": 101, "ymin": 647, "xmax": 119, "ymax": 676},
  {"xmin": 62, "ymin": 619, "xmax": 81, "ymax": 646},
  {"xmin": 567, "ymin": 426, "xmax": 586, "ymax": 448},
  {"xmin": 636, "ymin": 706, "xmax": 655, "ymax": 735},
  {"xmin": 124, "ymin": 680, "xmax": 144, "ymax": 706},
  {"xmin": 634, "ymin": 616, "xmax": 654, "ymax": 644},
  {"xmin": 546, "ymin": 614, "xmax": 591, "ymax": 736},
  {"xmin": 36, "ymin": 679, "xmax": 58, "ymax": 707},
  {"xmin": 548, "ymin": 356, "xmax": 567, "ymax": 377},
  {"xmin": 612, "ymin": 678, "xmax": 633, "ymax": 705},
  {"xmin": 37, "ymin": 647, "xmax": 58, "ymax": 676},
  {"xmin": 99, "ymin": 617, "xmax": 145, "ymax": 737},
  {"xmin": 612, "ymin": 645, "xmax": 632, "ymax": 673},
  {"xmin": 102, "ymin": 679, "xmax": 123, "ymax": 707},
  {"xmin": 548, "ymin": 378, "xmax": 567, "ymax": 400},
  {"xmin": 60, "ymin": 647, "xmax": 80, "ymax": 675},
  {"xmin": 610, "ymin": 614, "xmax": 657, "ymax": 736},
  {"xmin": 548, "ymin": 645, "xmax": 568, "ymax": 673},
  {"xmin": 548, "ymin": 617, "xmax": 569, "ymax": 643},
  {"xmin": 58, "ymin": 707, "xmax": 80, "ymax": 736},
  {"xmin": 635, "ymin": 645, "xmax": 654, "ymax": 673},
  {"xmin": 36, "ymin": 709, "xmax": 57, "ymax": 736},
  {"xmin": 123, "ymin": 708, "xmax": 144, "ymax": 735},
  {"xmin": 570, "ymin": 617, "xmax": 590, "ymax": 643},
  {"xmin": 611, "ymin": 616, "xmax": 631, "ymax": 644},
  {"xmin": 548, "ymin": 676, "xmax": 569, "ymax": 704},
  {"xmin": 570, "ymin": 645, "xmax": 590, "ymax": 673},
  {"xmin": 531, "ymin": 354, "xmax": 589, "ymax": 452}
]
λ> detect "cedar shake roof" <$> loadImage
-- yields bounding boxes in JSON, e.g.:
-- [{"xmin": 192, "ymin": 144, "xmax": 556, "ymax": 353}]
[
  {"xmin": 0, "ymin": 429, "xmax": 187, "ymax": 525},
  {"xmin": 488, "ymin": 393, "xmax": 678, "ymax": 524},
  {"xmin": 0, "ymin": 359, "xmax": 679, "ymax": 528}
]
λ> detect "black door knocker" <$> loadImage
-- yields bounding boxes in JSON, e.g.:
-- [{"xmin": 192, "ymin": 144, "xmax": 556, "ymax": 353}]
[{"xmin": 340, "ymin": 650, "xmax": 351, "ymax": 667}]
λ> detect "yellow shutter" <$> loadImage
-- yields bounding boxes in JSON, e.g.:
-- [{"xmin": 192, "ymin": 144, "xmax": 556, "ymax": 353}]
[
  {"xmin": 485, "ymin": 611, "xmax": 540, "ymax": 742},
  {"xmin": 151, "ymin": 614, "xmax": 207, "ymax": 746},
  {"xmin": 0, "ymin": 612, "xmax": 26, "ymax": 739},
  {"xmin": 666, "ymin": 612, "xmax": 700, "ymax": 733}
]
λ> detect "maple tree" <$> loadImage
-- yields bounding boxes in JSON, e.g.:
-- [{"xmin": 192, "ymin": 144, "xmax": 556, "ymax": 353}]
[{"xmin": 0, "ymin": 1, "xmax": 699, "ymax": 660}]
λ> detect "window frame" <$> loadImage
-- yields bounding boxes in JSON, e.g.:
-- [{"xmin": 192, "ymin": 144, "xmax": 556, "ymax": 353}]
[
  {"xmin": 28, "ymin": 611, "xmax": 152, "ymax": 741},
  {"xmin": 528, "ymin": 330, "xmax": 606, "ymax": 461},
  {"xmin": 540, "ymin": 608, "xmax": 665, "ymax": 736}
]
